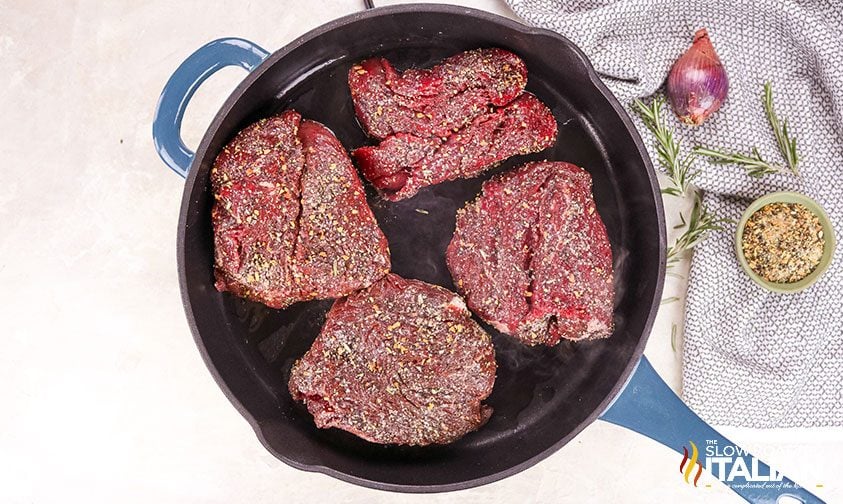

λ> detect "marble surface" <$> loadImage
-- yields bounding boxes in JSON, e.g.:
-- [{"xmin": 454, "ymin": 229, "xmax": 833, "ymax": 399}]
[{"xmin": 0, "ymin": 0, "xmax": 838, "ymax": 502}]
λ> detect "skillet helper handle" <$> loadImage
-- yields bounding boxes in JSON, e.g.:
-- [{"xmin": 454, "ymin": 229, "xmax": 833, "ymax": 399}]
[
  {"xmin": 152, "ymin": 38, "xmax": 269, "ymax": 178},
  {"xmin": 600, "ymin": 356, "xmax": 824, "ymax": 504}
]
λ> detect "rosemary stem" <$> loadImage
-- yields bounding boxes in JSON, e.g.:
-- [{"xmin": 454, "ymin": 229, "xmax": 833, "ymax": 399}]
[
  {"xmin": 763, "ymin": 81, "xmax": 800, "ymax": 176},
  {"xmin": 632, "ymin": 96, "xmax": 698, "ymax": 195}
]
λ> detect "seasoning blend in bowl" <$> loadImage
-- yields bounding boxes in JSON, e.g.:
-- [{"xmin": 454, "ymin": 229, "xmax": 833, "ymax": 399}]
[{"xmin": 736, "ymin": 192, "xmax": 836, "ymax": 293}]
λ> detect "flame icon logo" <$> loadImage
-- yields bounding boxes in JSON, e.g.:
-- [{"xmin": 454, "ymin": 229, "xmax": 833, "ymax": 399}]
[{"xmin": 679, "ymin": 441, "xmax": 703, "ymax": 486}]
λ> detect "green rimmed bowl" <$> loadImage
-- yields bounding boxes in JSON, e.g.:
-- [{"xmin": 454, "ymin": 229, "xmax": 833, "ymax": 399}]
[{"xmin": 736, "ymin": 191, "xmax": 836, "ymax": 293}]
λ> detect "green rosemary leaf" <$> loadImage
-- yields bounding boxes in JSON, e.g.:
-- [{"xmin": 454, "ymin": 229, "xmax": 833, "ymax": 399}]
[
  {"xmin": 666, "ymin": 193, "xmax": 732, "ymax": 265},
  {"xmin": 763, "ymin": 81, "xmax": 800, "ymax": 176},
  {"xmin": 661, "ymin": 296, "xmax": 680, "ymax": 305},
  {"xmin": 693, "ymin": 83, "xmax": 801, "ymax": 179},
  {"xmin": 632, "ymin": 96, "xmax": 697, "ymax": 195},
  {"xmin": 693, "ymin": 146, "xmax": 783, "ymax": 178}
]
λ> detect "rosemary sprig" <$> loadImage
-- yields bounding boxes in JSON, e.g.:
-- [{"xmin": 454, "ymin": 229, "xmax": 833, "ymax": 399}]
[
  {"xmin": 632, "ymin": 96, "xmax": 697, "ymax": 196},
  {"xmin": 630, "ymin": 97, "xmax": 730, "ymax": 270},
  {"xmin": 693, "ymin": 82, "xmax": 801, "ymax": 178},
  {"xmin": 763, "ymin": 81, "xmax": 800, "ymax": 176},
  {"xmin": 666, "ymin": 193, "xmax": 732, "ymax": 265},
  {"xmin": 692, "ymin": 146, "xmax": 783, "ymax": 178}
]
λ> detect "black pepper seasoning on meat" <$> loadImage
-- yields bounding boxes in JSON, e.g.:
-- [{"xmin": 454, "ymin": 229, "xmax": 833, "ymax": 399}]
[
  {"xmin": 348, "ymin": 48, "xmax": 557, "ymax": 201},
  {"xmin": 288, "ymin": 273, "xmax": 496, "ymax": 446},
  {"xmin": 447, "ymin": 161, "xmax": 615, "ymax": 346},
  {"xmin": 210, "ymin": 110, "xmax": 390, "ymax": 309}
]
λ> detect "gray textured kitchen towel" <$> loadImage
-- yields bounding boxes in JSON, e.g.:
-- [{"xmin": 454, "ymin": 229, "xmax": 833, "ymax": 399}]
[{"xmin": 505, "ymin": 0, "xmax": 843, "ymax": 427}]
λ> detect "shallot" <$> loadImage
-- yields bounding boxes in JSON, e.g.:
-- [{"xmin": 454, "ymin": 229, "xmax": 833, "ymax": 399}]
[{"xmin": 667, "ymin": 28, "xmax": 728, "ymax": 126}]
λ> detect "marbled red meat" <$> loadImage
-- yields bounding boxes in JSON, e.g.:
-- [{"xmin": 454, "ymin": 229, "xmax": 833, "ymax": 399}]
[
  {"xmin": 211, "ymin": 110, "xmax": 390, "ymax": 309},
  {"xmin": 446, "ymin": 162, "xmax": 614, "ymax": 346},
  {"xmin": 288, "ymin": 273, "xmax": 496, "ymax": 446},
  {"xmin": 353, "ymin": 94, "xmax": 557, "ymax": 201},
  {"xmin": 348, "ymin": 48, "xmax": 557, "ymax": 201},
  {"xmin": 349, "ymin": 48, "xmax": 528, "ymax": 140}
]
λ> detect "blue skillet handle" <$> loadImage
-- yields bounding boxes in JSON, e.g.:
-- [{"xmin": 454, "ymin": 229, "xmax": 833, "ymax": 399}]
[
  {"xmin": 152, "ymin": 38, "xmax": 269, "ymax": 178},
  {"xmin": 601, "ymin": 356, "xmax": 824, "ymax": 504}
]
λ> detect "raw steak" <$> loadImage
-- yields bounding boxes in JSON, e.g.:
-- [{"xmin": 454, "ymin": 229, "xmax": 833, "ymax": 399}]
[
  {"xmin": 353, "ymin": 94, "xmax": 557, "ymax": 200},
  {"xmin": 348, "ymin": 48, "xmax": 557, "ymax": 201},
  {"xmin": 349, "ymin": 48, "xmax": 528, "ymax": 140},
  {"xmin": 446, "ymin": 161, "xmax": 614, "ymax": 346},
  {"xmin": 288, "ymin": 273, "xmax": 496, "ymax": 446},
  {"xmin": 211, "ymin": 110, "xmax": 390, "ymax": 309}
]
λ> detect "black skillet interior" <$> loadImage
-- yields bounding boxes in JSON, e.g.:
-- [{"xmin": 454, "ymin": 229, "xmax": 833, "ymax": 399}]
[{"xmin": 178, "ymin": 5, "xmax": 663, "ymax": 492}]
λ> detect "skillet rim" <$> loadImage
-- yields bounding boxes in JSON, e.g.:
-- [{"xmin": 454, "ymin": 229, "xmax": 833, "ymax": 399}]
[{"xmin": 176, "ymin": 2, "xmax": 666, "ymax": 493}]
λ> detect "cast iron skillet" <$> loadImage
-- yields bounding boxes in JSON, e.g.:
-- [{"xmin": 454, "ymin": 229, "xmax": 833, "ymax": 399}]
[{"xmin": 152, "ymin": 4, "xmax": 821, "ymax": 503}]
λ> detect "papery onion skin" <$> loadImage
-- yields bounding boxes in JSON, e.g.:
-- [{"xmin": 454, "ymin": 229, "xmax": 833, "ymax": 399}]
[{"xmin": 667, "ymin": 28, "xmax": 729, "ymax": 126}]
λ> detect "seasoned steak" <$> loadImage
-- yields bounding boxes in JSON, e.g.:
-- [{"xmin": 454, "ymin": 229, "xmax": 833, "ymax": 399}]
[
  {"xmin": 288, "ymin": 273, "xmax": 496, "ymax": 446},
  {"xmin": 211, "ymin": 110, "xmax": 390, "ymax": 309},
  {"xmin": 354, "ymin": 94, "xmax": 557, "ymax": 201},
  {"xmin": 447, "ymin": 162, "xmax": 614, "ymax": 346},
  {"xmin": 348, "ymin": 48, "xmax": 557, "ymax": 201},
  {"xmin": 349, "ymin": 48, "xmax": 528, "ymax": 140}
]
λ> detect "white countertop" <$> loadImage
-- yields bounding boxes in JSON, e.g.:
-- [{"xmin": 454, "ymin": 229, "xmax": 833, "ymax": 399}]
[{"xmin": 0, "ymin": 0, "xmax": 839, "ymax": 502}]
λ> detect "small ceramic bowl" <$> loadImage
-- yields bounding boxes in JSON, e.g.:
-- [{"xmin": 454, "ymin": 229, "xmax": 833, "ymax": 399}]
[{"xmin": 735, "ymin": 191, "xmax": 836, "ymax": 293}]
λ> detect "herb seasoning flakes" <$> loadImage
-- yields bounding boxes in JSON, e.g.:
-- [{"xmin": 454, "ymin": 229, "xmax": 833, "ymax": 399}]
[{"xmin": 741, "ymin": 202, "xmax": 825, "ymax": 283}]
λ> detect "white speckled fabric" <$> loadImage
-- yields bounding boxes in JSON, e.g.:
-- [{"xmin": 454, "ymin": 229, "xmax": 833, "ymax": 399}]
[{"xmin": 505, "ymin": 0, "xmax": 843, "ymax": 427}]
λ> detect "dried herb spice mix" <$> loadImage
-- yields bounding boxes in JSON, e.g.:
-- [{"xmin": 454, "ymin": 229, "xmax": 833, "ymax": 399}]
[{"xmin": 741, "ymin": 202, "xmax": 825, "ymax": 284}]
